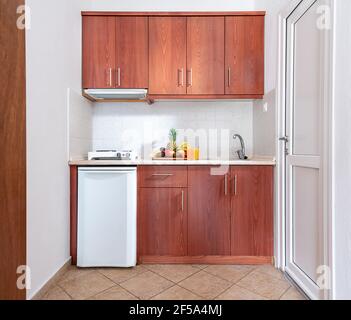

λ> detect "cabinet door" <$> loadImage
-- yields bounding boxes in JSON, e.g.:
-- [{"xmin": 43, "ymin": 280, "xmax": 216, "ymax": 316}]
[
  {"xmin": 116, "ymin": 17, "xmax": 148, "ymax": 88},
  {"xmin": 187, "ymin": 17, "xmax": 225, "ymax": 95},
  {"xmin": 139, "ymin": 188, "xmax": 187, "ymax": 256},
  {"xmin": 82, "ymin": 16, "xmax": 116, "ymax": 89},
  {"xmin": 225, "ymin": 16, "xmax": 264, "ymax": 95},
  {"xmin": 149, "ymin": 17, "xmax": 187, "ymax": 95},
  {"xmin": 188, "ymin": 167, "xmax": 231, "ymax": 255},
  {"xmin": 231, "ymin": 166, "xmax": 273, "ymax": 256}
]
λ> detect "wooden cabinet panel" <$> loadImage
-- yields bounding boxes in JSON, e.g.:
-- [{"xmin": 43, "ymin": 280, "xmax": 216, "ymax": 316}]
[
  {"xmin": 116, "ymin": 17, "xmax": 148, "ymax": 88},
  {"xmin": 187, "ymin": 17, "xmax": 225, "ymax": 95},
  {"xmin": 231, "ymin": 166, "xmax": 273, "ymax": 256},
  {"xmin": 138, "ymin": 166, "xmax": 187, "ymax": 188},
  {"xmin": 149, "ymin": 17, "xmax": 187, "ymax": 94},
  {"xmin": 139, "ymin": 188, "xmax": 187, "ymax": 256},
  {"xmin": 188, "ymin": 167, "xmax": 231, "ymax": 255},
  {"xmin": 225, "ymin": 16, "xmax": 264, "ymax": 95},
  {"xmin": 82, "ymin": 16, "xmax": 116, "ymax": 89}
]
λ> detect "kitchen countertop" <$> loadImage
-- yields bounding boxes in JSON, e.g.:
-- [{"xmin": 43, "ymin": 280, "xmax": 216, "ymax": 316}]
[{"xmin": 69, "ymin": 157, "xmax": 276, "ymax": 166}]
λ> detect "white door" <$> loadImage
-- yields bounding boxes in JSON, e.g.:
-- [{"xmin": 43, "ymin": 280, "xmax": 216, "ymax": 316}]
[{"xmin": 285, "ymin": 0, "xmax": 329, "ymax": 300}]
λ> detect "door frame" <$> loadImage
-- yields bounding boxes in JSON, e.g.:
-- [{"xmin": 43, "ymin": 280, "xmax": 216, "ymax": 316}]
[{"xmin": 276, "ymin": 0, "xmax": 335, "ymax": 299}]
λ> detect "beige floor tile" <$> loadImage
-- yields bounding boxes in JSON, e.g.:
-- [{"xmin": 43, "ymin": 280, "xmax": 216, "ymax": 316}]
[
  {"xmin": 280, "ymin": 287, "xmax": 306, "ymax": 300},
  {"xmin": 120, "ymin": 271, "xmax": 173, "ymax": 300},
  {"xmin": 59, "ymin": 271, "xmax": 115, "ymax": 300},
  {"xmin": 237, "ymin": 271, "xmax": 291, "ymax": 300},
  {"xmin": 151, "ymin": 285, "xmax": 203, "ymax": 300},
  {"xmin": 205, "ymin": 265, "xmax": 254, "ymax": 283},
  {"xmin": 192, "ymin": 265, "xmax": 208, "ymax": 270},
  {"xmin": 58, "ymin": 266, "xmax": 95, "ymax": 284},
  {"xmin": 99, "ymin": 265, "xmax": 147, "ymax": 284},
  {"xmin": 90, "ymin": 286, "xmax": 138, "ymax": 300},
  {"xmin": 178, "ymin": 271, "xmax": 231, "ymax": 299},
  {"xmin": 41, "ymin": 286, "xmax": 71, "ymax": 300},
  {"xmin": 255, "ymin": 265, "xmax": 286, "ymax": 281},
  {"xmin": 216, "ymin": 285, "xmax": 267, "ymax": 300},
  {"xmin": 145, "ymin": 265, "xmax": 200, "ymax": 283}
]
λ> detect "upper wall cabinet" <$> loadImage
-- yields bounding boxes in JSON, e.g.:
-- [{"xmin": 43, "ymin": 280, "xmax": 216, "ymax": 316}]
[
  {"xmin": 116, "ymin": 17, "xmax": 149, "ymax": 88},
  {"xmin": 82, "ymin": 16, "xmax": 148, "ymax": 89},
  {"xmin": 149, "ymin": 17, "xmax": 187, "ymax": 95},
  {"xmin": 82, "ymin": 12, "xmax": 265, "ymax": 100},
  {"xmin": 186, "ymin": 17, "xmax": 225, "ymax": 95},
  {"xmin": 225, "ymin": 16, "xmax": 264, "ymax": 95},
  {"xmin": 82, "ymin": 16, "xmax": 116, "ymax": 89}
]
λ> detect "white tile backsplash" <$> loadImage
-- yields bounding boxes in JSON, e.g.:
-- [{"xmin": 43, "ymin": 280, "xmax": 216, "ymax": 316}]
[
  {"xmin": 92, "ymin": 101, "xmax": 253, "ymax": 160},
  {"xmin": 68, "ymin": 89, "xmax": 93, "ymax": 160}
]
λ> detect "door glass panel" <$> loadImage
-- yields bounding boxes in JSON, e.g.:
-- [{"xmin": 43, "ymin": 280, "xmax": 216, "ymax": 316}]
[
  {"xmin": 293, "ymin": 166, "xmax": 322, "ymax": 284},
  {"xmin": 293, "ymin": 1, "xmax": 321, "ymax": 156}
]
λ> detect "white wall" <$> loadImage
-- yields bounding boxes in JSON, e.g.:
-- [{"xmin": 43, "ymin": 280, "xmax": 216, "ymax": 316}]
[
  {"xmin": 26, "ymin": 0, "xmax": 90, "ymax": 299},
  {"xmin": 332, "ymin": 0, "xmax": 351, "ymax": 300},
  {"xmin": 92, "ymin": 102, "xmax": 253, "ymax": 160},
  {"xmin": 89, "ymin": 0, "xmax": 255, "ymax": 11},
  {"xmin": 253, "ymin": 0, "xmax": 291, "ymax": 157}
]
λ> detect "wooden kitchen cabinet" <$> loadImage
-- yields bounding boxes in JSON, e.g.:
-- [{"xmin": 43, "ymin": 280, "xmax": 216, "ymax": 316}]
[
  {"xmin": 82, "ymin": 16, "xmax": 116, "ymax": 89},
  {"xmin": 71, "ymin": 164, "xmax": 273, "ymax": 265},
  {"xmin": 230, "ymin": 166, "xmax": 274, "ymax": 256},
  {"xmin": 225, "ymin": 16, "xmax": 264, "ymax": 95},
  {"xmin": 186, "ymin": 17, "xmax": 225, "ymax": 95},
  {"xmin": 82, "ymin": 12, "xmax": 265, "ymax": 99},
  {"xmin": 139, "ymin": 188, "xmax": 188, "ymax": 256},
  {"xmin": 149, "ymin": 17, "xmax": 187, "ymax": 95},
  {"xmin": 116, "ymin": 17, "xmax": 149, "ymax": 88},
  {"xmin": 82, "ymin": 16, "xmax": 148, "ymax": 89},
  {"xmin": 187, "ymin": 166, "xmax": 231, "ymax": 256}
]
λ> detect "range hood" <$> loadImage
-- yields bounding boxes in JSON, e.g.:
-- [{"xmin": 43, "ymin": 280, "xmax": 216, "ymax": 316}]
[{"xmin": 83, "ymin": 89, "xmax": 150, "ymax": 102}]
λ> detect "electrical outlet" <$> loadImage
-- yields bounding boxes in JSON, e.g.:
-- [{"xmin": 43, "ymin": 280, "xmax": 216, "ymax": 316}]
[{"xmin": 263, "ymin": 102, "xmax": 268, "ymax": 113}]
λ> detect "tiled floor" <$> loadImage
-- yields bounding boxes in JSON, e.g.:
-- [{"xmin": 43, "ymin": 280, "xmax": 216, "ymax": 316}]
[{"xmin": 41, "ymin": 264, "xmax": 306, "ymax": 300}]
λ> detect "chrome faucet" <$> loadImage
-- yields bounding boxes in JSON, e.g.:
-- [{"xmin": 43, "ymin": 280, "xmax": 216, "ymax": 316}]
[{"xmin": 233, "ymin": 134, "xmax": 248, "ymax": 160}]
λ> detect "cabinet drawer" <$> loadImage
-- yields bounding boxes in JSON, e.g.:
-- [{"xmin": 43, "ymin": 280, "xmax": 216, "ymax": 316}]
[{"xmin": 138, "ymin": 166, "xmax": 187, "ymax": 188}]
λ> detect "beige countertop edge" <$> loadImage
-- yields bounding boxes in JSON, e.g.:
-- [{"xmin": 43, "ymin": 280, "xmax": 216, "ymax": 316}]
[{"xmin": 68, "ymin": 159, "xmax": 276, "ymax": 166}]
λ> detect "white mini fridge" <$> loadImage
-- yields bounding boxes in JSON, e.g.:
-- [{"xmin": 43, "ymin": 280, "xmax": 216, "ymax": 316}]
[{"xmin": 77, "ymin": 167, "xmax": 137, "ymax": 267}]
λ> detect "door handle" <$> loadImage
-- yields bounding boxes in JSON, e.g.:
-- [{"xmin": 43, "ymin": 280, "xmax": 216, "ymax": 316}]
[
  {"xmin": 181, "ymin": 190, "xmax": 184, "ymax": 212},
  {"xmin": 279, "ymin": 136, "xmax": 289, "ymax": 143},
  {"xmin": 224, "ymin": 175, "xmax": 228, "ymax": 196},
  {"xmin": 151, "ymin": 173, "xmax": 174, "ymax": 177}
]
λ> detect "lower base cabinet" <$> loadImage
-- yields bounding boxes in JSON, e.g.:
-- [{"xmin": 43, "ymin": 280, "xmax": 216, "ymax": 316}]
[
  {"xmin": 187, "ymin": 166, "xmax": 231, "ymax": 256},
  {"xmin": 231, "ymin": 166, "xmax": 274, "ymax": 257},
  {"xmin": 138, "ymin": 188, "xmax": 188, "ymax": 256},
  {"xmin": 138, "ymin": 165, "xmax": 274, "ymax": 264}
]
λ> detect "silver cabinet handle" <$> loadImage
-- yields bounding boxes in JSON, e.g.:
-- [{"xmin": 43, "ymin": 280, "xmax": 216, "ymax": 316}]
[
  {"xmin": 117, "ymin": 67, "xmax": 121, "ymax": 87},
  {"xmin": 178, "ymin": 68, "xmax": 184, "ymax": 87},
  {"xmin": 107, "ymin": 68, "xmax": 113, "ymax": 86},
  {"xmin": 151, "ymin": 173, "xmax": 174, "ymax": 177},
  {"xmin": 228, "ymin": 67, "xmax": 231, "ymax": 87},
  {"xmin": 224, "ymin": 175, "xmax": 228, "ymax": 196},
  {"xmin": 233, "ymin": 175, "xmax": 237, "ymax": 196},
  {"xmin": 181, "ymin": 190, "xmax": 184, "ymax": 212},
  {"xmin": 187, "ymin": 69, "xmax": 193, "ymax": 87}
]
